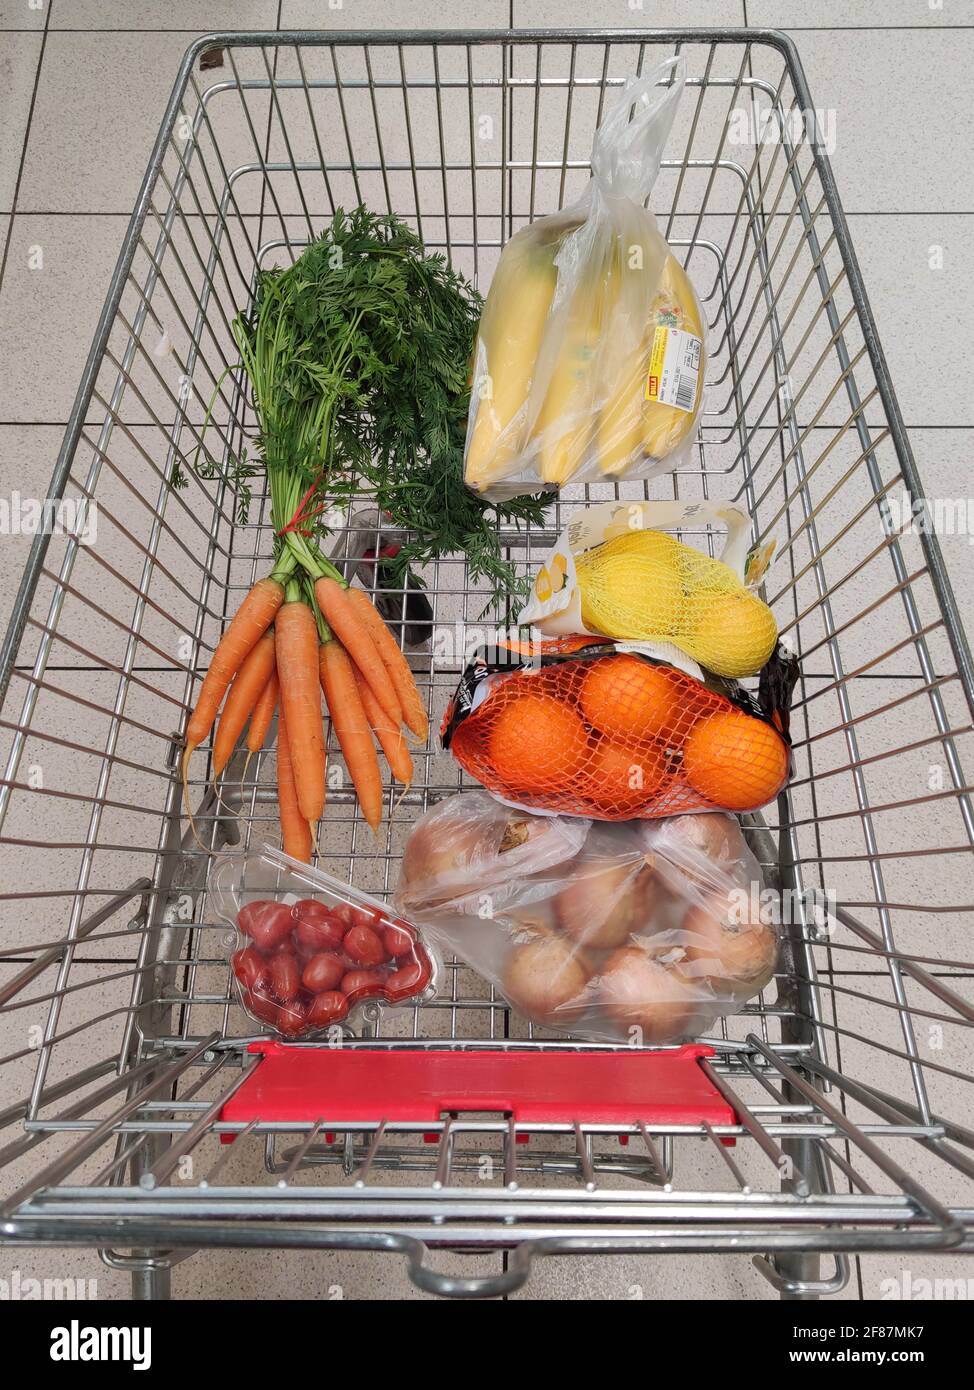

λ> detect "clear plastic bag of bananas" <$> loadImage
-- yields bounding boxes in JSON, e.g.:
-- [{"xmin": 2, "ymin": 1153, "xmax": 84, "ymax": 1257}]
[{"xmin": 464, "ymin": 56, "xmax": 706, "ymax": 501}]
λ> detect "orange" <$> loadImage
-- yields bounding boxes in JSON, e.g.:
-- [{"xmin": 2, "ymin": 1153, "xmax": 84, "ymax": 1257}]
[
  {"xmin": 579, "ymin": 737, "xmax": 668, "ymax": 815},
  {"xmin": 683, "ymin": 709, "xmax": 788, "ymax": 811},
  {"xmin": 579, "ymin": 654, "xmax": 681, "ymax": 742},
  {"xmin": 487, "ymin": 692, "xmax": 589, "ymax": 794}
]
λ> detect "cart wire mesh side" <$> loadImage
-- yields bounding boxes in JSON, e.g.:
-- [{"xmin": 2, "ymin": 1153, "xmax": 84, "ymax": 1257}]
[{"xmin": 1, "ymin": 29, "xmax": 972, "ymax": 1301}]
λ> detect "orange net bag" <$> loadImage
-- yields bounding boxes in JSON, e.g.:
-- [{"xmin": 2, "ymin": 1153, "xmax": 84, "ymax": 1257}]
[{"xmin": 442, "ymin": 638, "xmax": 795, "ymax": 821}]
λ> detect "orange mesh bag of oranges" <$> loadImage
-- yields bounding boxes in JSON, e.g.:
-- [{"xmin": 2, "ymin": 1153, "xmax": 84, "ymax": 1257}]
[
  {"xmin": 395, "ymin": 797, "xmax": 779, "ymax": 1045},
  {"xmin": 520, "ymin": 498, "xmax": 778, "ymax": 679},
  {"xmin": 442, "ymin": 637, "xmax": 796, "ymax": 821}
]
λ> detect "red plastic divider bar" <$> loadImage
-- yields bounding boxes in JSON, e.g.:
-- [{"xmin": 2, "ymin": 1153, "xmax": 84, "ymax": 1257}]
[{"xmin": 219, "ymin": 1042, "xmax": 735, "ymax": 1136}]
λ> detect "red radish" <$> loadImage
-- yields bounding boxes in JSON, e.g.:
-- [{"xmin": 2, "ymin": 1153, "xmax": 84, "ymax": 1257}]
[
  {"xmin": 293, "ymin": 899, "xmax": 334, "ymax": 929},
  {"xmin": 307, "ymin": 991, "xmax": 350, "ymax": 1027},
  {"xmin": 341, "ymin": 968, "xmax": 385, "ymax": 998},
  {"xmin": 238, "ymin": 900, "xmax": 294, "ymax": 951},
  {"xmin": 344, "ymin": 924, "xmax": 386, "ymax": 966},
  {"xmin": 244, "ymin": 988, "xmax": 279, "ymax": 1027},
  {"xmin": 277, "ymin": 997, "xmax": 308, "ymax": 1036},
  {"xmin": 268, "ymin": 952, "xmax": 300, "ymax": 1003},
  {"xmin": 382, "ymin": 923, "xmax": 415, "ymax": 958},
  {"xmin": 232, "ymin": 946, "xmax": 269, "ymax": 992},
  {"xmin": 346, "ymin": 904, "xmax": 381, "ymax": 932},
  {"xmin": 385, "ymin": 959, "xmax": 431, "ymax": 1000},
  {"xmin": 301, "ymin": 952, "xmax": 346, "ymax": 993},
  {"xmin": 294, "ymin": 915, "xmax": 346, "ymax": 953}
]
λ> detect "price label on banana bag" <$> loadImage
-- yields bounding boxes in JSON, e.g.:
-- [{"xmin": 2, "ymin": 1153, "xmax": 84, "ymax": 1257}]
[{"xmin": 644, "ymin": 326, "xmax": 701, "ymax": 414}]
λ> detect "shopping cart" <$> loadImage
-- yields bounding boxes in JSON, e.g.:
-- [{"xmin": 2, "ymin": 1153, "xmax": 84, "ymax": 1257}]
[{"xmin": 1, "ymin": 28, "xmax": 972, "ymax": 1301}]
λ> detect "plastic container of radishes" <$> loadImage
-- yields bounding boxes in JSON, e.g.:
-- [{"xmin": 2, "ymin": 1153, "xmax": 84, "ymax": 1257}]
[{"xmin": 210, "ymin": 846, "xmax": 437, "ymax": 1039}]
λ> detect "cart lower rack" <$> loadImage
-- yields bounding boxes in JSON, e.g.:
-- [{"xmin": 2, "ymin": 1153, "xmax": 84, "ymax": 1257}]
[{"xmin": 1, "ymin": 29, "xmax": 972, "ymax": 1300}]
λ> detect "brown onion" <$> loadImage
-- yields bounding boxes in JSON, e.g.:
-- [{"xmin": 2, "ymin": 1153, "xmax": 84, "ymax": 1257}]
[
  {"xmin": 599, "ymin": 945, "xmax": 702, "ymax": 1043},
  {"xmin": 503, "ymin": 932, "xmax": 591, "ymax": 1024},
  {"xmin": 667, "ymin": 813, "xmax": 743, "ymax": 863},
  {"xmin": 681, "ymin": 893, "xmax": 777, "ymax": 997},
  {"xmin": 400, "ymin": 808, "xmax": 560, "ymax": 909},
  {"xmin": 555, "ymin": 855, "xmax": 660, "ymax": 949}
]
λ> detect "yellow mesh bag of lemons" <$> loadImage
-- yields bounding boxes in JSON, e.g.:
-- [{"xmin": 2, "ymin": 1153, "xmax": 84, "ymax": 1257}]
[{"xmin": 575, "ymin": 528, "xmax": 776, "ymax": 679}]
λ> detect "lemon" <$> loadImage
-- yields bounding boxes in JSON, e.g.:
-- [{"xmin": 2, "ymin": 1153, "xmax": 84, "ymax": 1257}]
[
  {"xmin": 576, "ymin": 530, "xmax": 684, "ymax": 638},
  {"xmin": 686, "ymin": 591, "xmax": 777, "ymax": 677}
]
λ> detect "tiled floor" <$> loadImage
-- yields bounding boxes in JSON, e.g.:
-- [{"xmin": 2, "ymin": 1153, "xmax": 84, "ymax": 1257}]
[{"xmin": 0, "ymin": 1, "xmax": 972, "ymax": 1303}]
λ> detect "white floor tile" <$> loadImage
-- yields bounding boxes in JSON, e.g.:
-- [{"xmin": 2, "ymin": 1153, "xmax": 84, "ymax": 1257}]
[
  {"xmin": 0, "ymin": 33, "xmax": 43, "ymax": 211},
  {"xmin": 858, "ymin": 1252, "xmax": 974, "ymax": 1301},
  {"xmin": 749, "ymin": 0, "xmax": 974, "ymax": 26},
  {"xmin": 0, "ymin": 214, "xmax": 130, "ymax": 422},
  {"xmin": 0, "ymin": 1250, "xmax": 125, "ymax": 1300},
  {"xmin": 514, "ymin": 0, "xmax": 746, "ymax": 23},
  {"xmin": 847, "ymin": 215, "xmax": 974, "ymax": 427},
  {"xmin": 0, "ymin": 1, "xmax": 46, "ymax": 28},
  {"xmin": 281, "ymin": 0, "xmax": 511, "ymax": 25},
  {"xmin": 51, "ymin": 0, "xmax": 278, "ymax": 27},
  {"xmin": 173, "ymin": 1243, "xmax": 505, "ymax": 1299},
  {"xmin": 907, "ymin": 428, "xmax": 974, "ymax": 608},
  {"xmin": 773, "ymin": 27, "xmax": 974, "ymax": 213},
  {"xmin": 17, "ymin": 32, "xmax": 267, "ymax": 214},
  {"xmin": 0, "ymin": 425, "xmax": 64, "ymax": 646}
]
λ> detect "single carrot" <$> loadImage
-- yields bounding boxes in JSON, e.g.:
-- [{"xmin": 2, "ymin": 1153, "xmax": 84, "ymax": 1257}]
[
  {"xmin": 314, "ymin": 575, "xmax": 403, "ymax": 731},
  {"xmin": 239, "ymin": 667, "xmax": 278, "ymax": 791},
  {"xmin": 276, "ymin": 706, "xmax": 312, "ymax": 863},
  {"xmin": 342, "ymin": 585, "xmax": 429, "ymax": 741},
  {"xmin": 212, "ymin": 630, "xmax": 276, "ymax": 777},
  {"xmin": 247, "ymin": 667, "xmax": 279, "ymax": 757},
  {"xmin": 319, "ymin": 640, "xmax": 383, "ymax": 835},
  {"xmin": 353, "ymin": 667, "xmax": 413, "ymax": 788},
  {"xmin": 275, "ymin": 597, "xmax": 326, "ymax": 823},
  {"xmin": 181, "ymin": 572, "xmax": 285, "ymax": 813}
]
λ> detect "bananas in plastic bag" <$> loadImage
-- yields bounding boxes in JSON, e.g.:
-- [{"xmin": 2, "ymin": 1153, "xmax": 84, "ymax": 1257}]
[{"xmin": 464, "ymin": 57, "xmax": 706, "ymax": 500}]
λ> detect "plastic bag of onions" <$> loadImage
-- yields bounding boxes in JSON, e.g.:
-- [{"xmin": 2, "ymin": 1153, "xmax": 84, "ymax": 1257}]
[{"xmin": 394, "ymin": 795, "xmax": 779, "ymax": 1045}]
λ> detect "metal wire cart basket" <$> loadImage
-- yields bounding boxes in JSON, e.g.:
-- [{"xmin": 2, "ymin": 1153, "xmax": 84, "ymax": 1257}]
[{"xmin": 1, "ymin": 29, "xmax": 972, "ymax": 1301}]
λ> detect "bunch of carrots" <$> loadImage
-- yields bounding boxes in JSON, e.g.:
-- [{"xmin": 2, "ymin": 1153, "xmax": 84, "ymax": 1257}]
[
  {"xmin": 181, "ymin": 537, "xmax": 428, "ymax": 859},
  {"xmin": 183, "ymin": 206, "xmax": 500, "ymax": 858}
]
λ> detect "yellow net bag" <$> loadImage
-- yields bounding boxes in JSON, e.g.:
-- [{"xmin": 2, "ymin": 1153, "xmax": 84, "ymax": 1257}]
[
  {"xmin": 576, "ymin": 530, "xmax": 776, "ymax": 679},
  {"xmin": 520, "ymin": 499, "xmax": 778, "ymax": 681}
]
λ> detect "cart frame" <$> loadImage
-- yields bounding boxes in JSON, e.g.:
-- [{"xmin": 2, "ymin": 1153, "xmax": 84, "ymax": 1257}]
[{"xmin": 1, "ymin": 28, "xmax": 972, "ymax": 1301}]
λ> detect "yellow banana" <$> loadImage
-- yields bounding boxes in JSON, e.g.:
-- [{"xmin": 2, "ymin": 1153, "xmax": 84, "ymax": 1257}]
[
  {"xmin": 535, "ymin": 255, "xmax": 620, "ymax": 486},
  {"xmin": 640, "ymin": 253, "xmax": 705, "ymax": 465},
  {"xmin": 464, "ymin": 242, "xmax": 557, "ymax": 492},
  {"xmin": 597, "ymin": 342, "xmax": 648, "ymax": 477}
]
